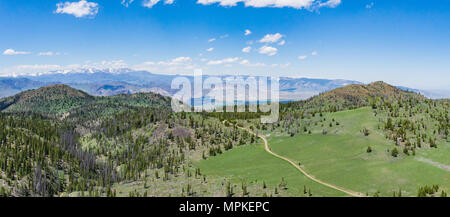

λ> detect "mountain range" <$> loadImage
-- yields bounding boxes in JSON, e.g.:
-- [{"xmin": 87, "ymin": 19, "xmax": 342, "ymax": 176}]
[{"xmin": 0, "ymin": 68, "xmax": 447, "ymax": 100}]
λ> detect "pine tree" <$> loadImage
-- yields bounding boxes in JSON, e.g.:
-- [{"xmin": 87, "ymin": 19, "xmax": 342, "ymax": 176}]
[{"xmin": 391, "ymin": 148, "xmax": 399, "ymax": 157}]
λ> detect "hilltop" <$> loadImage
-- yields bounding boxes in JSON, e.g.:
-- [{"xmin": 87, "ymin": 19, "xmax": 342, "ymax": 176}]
[
  {"xmin": 0, "ymin": 84, "xmax": 94, "ymax": 114},
  {"xmin": 321, "ymin": 81, "xmax": 417, "ymax": 99},
  {"xmin": 0, "ymin": 84, "xmax": 172, "ymax": 116},
  {"xmin": 283, "ymin": 81, "xmax": 426, "ymax": 113}
]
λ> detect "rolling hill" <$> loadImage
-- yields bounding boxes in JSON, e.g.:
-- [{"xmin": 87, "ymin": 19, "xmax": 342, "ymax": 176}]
[
  {"xmin": 282, "ymin": 81, "xmax": 427, "ymax": 113},
  {"xmin": 0, "ymin": 84, "xmax": 94, "ymax": 114},
  {"xmin": 0, "ymin": 84, "xmax": 172, "ymax": 116}
]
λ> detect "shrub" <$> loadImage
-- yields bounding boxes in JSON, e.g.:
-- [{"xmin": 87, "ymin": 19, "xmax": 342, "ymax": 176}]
[
  {"xmin": 362, "ymin": 127, "xmax": 370, "ymax": 136},
  {"xmin": 391, "ymin": 148, "xmax": 399, "ymax": 157}
]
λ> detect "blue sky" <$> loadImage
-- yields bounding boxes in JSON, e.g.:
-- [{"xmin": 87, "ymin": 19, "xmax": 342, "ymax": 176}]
[{"xmin": 0, "ymin": 0, "xmax": 449, "ymax": 89}]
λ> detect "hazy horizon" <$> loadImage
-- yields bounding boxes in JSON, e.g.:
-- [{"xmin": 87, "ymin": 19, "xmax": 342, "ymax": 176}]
[{"xmin": 1, "ymin": 0, "xmax": 450, "ymax": 90}]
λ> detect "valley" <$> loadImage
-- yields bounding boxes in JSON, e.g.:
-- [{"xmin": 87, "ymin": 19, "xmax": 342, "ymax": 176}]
[
  {"xmin": 3, "ymin": 70, "xmax": 448, "ymax": 100},
  {"xmin": 0, "ymin": 82, "xmax": 448, "ymax": 197}
]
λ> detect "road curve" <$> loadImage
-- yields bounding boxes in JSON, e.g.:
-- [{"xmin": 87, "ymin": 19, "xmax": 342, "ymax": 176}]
[{"xmin": 229, "ymin": 121, "xmax": 365, "ymax": 197}]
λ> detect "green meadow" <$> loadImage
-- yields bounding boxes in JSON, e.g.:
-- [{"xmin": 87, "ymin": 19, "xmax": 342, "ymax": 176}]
[
  {"xmin": 197, "ymin": 107, "xmax": 449, "ymax": 197},
  {"xmin": 196, "ymin": 142, "xmax": 347, "ymax": 197}
]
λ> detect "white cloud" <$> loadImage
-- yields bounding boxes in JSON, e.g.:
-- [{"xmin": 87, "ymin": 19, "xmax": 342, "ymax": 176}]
[
  {"xmin": 3, "ymin": 49, "xmax": 31, "ymax": 55},
  {"xmin": 172, "ymin": 56, "xmax": 191, "ymax": 62},
  {"xmin": 13, "ymin": 65, "xmax": 62, "ymax": 71},
  {"xmin": 259, "ymin": 33, "xmax": 283, "ymax": 43},
  {"xmin": 55, "ymin": 0, "xmax": 99, "ymax": 18},
  {"xmin": 137, "ymin": 58, "xmax": 189, "ymax": 67},
  {"xmin": 366, "ymin": 2, "xmax": 374, "ymax": 9},
  {"xmin": 311, "ymin": 51, "xmax": 318, "ymax": 56},
  {"xmin": 245, "ymin": 29, "xmax": 252, "ymax": 36},
  {"xmin": 206, "ymin": 47, "xmax": 214, "ymax": 52},
  {"xmin": 38, "ymin": 51, "xmax": 61, "ymax": 56},
  {"xmin": 207, "ymin": 57, "xmax": 240, "ymax": 65},
  {"xmin": 242, "ymin": 46, "xmax": 252, "ymax": 53},
  {"xmin": 134, "ymin": 57, "xmax": 196, "ymax": 75},
  {"xmin": 121, "ymin": 0, "xmax": 134, "ymax": 7},
  {"xmin": 197, "ymin": 0, "xmax": 240, "ymax": 7},
  {"xmin": 278, "ymin": 40, "xmax": 286, "ymax": 46},
  {"xmin": 1, "ymin": 65, "xmax": 62, "ymax": 77},
  {"xmin": 317, "ymin": 0, "xmax": 341, "ymax": 8},
  {"xmin": 240, "ymin": 59, "xmax": 266, "ymax": 67},
  {"xmin": 298, "ymin": 55, "xmax": 308, "ymax": 60},
  {"xmin": 239, "ymin": 59, "xmax": 290, "ymax": 68},
  {"xmin": 258, "ymin": 45, "xmax": 277, "ymax": 56},
  {"xmin": 157, "ymin": 56, "xmax": 192, "ymax": 66},
  {"xmin": 143, "ymin": 0, "xmax": 160, "ymax": 8},
  {"xmin": 279, "ymin": 62, "xmax": 291, "ymax": 68},
  {"xmin": 0, "ymin": 60, "xmax": 129, "ymax": 77},
  {"xmin": 196, "ymin": 0, "xmax": 341, "ymax": 10},
  {"xmin": 90, "ymin": 60, "xmax": 129, "ymax": 69},
  {"xmin": 240, "ymin": 59, "xmax": 250, "ymax": 65},
  {"xmin": 143, "ymin": 0, "xmax": 174, "ymax": 8},
  {"xmin": 207, "ymin": 35, "xmax": 227, "ymax": 43}
]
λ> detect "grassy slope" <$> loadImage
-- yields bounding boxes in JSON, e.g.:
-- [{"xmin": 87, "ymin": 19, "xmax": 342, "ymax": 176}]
[
  {"xmin": 270, "ymin": 107, "xmax": 449, "ymax": 196},
  {"xmin": 196, "ymin": 141, "xmax": 346, "ymax": 197},
  {"xmin": 196, "ymin": 107, "xmax": 448, "ymax": 197}
]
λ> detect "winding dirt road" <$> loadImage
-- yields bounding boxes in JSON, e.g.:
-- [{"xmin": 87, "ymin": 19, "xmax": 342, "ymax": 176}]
[{"xmin": 230, "ymin": 121, "xmax": 365, "ymax": 197}]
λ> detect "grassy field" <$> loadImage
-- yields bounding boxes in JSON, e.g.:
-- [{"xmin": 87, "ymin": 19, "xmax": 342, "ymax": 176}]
[
  {"xmin": 269, "ymin": 107, "xmax": 449, "ymax": 196},
  {"xmin": 196, "ymin": 141, "xmax": 347, "ymax": 197},
  {"xmin": 195, "ymin": 107, "xmax": 449, "ymax": 197}
]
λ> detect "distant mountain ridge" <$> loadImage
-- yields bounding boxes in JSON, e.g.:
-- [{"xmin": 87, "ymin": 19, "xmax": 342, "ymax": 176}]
[
  {"xmin": 0, "ymin": 77, "xmax": 51, "ymax": 98},
  {"xmin": 0, "ymin": 68, "xmax": 447, "ymax": 100}
]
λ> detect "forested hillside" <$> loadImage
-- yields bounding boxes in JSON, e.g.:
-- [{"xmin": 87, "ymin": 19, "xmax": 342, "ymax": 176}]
[{"xmin": 0, "ymin": 85, "xmax": 257, "ymax": 197}]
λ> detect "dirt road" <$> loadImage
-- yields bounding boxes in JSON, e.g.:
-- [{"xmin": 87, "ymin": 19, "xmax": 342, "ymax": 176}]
[{"xmin": 229, "ymin": 121, "xmax": 365, "ymax": 197}]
